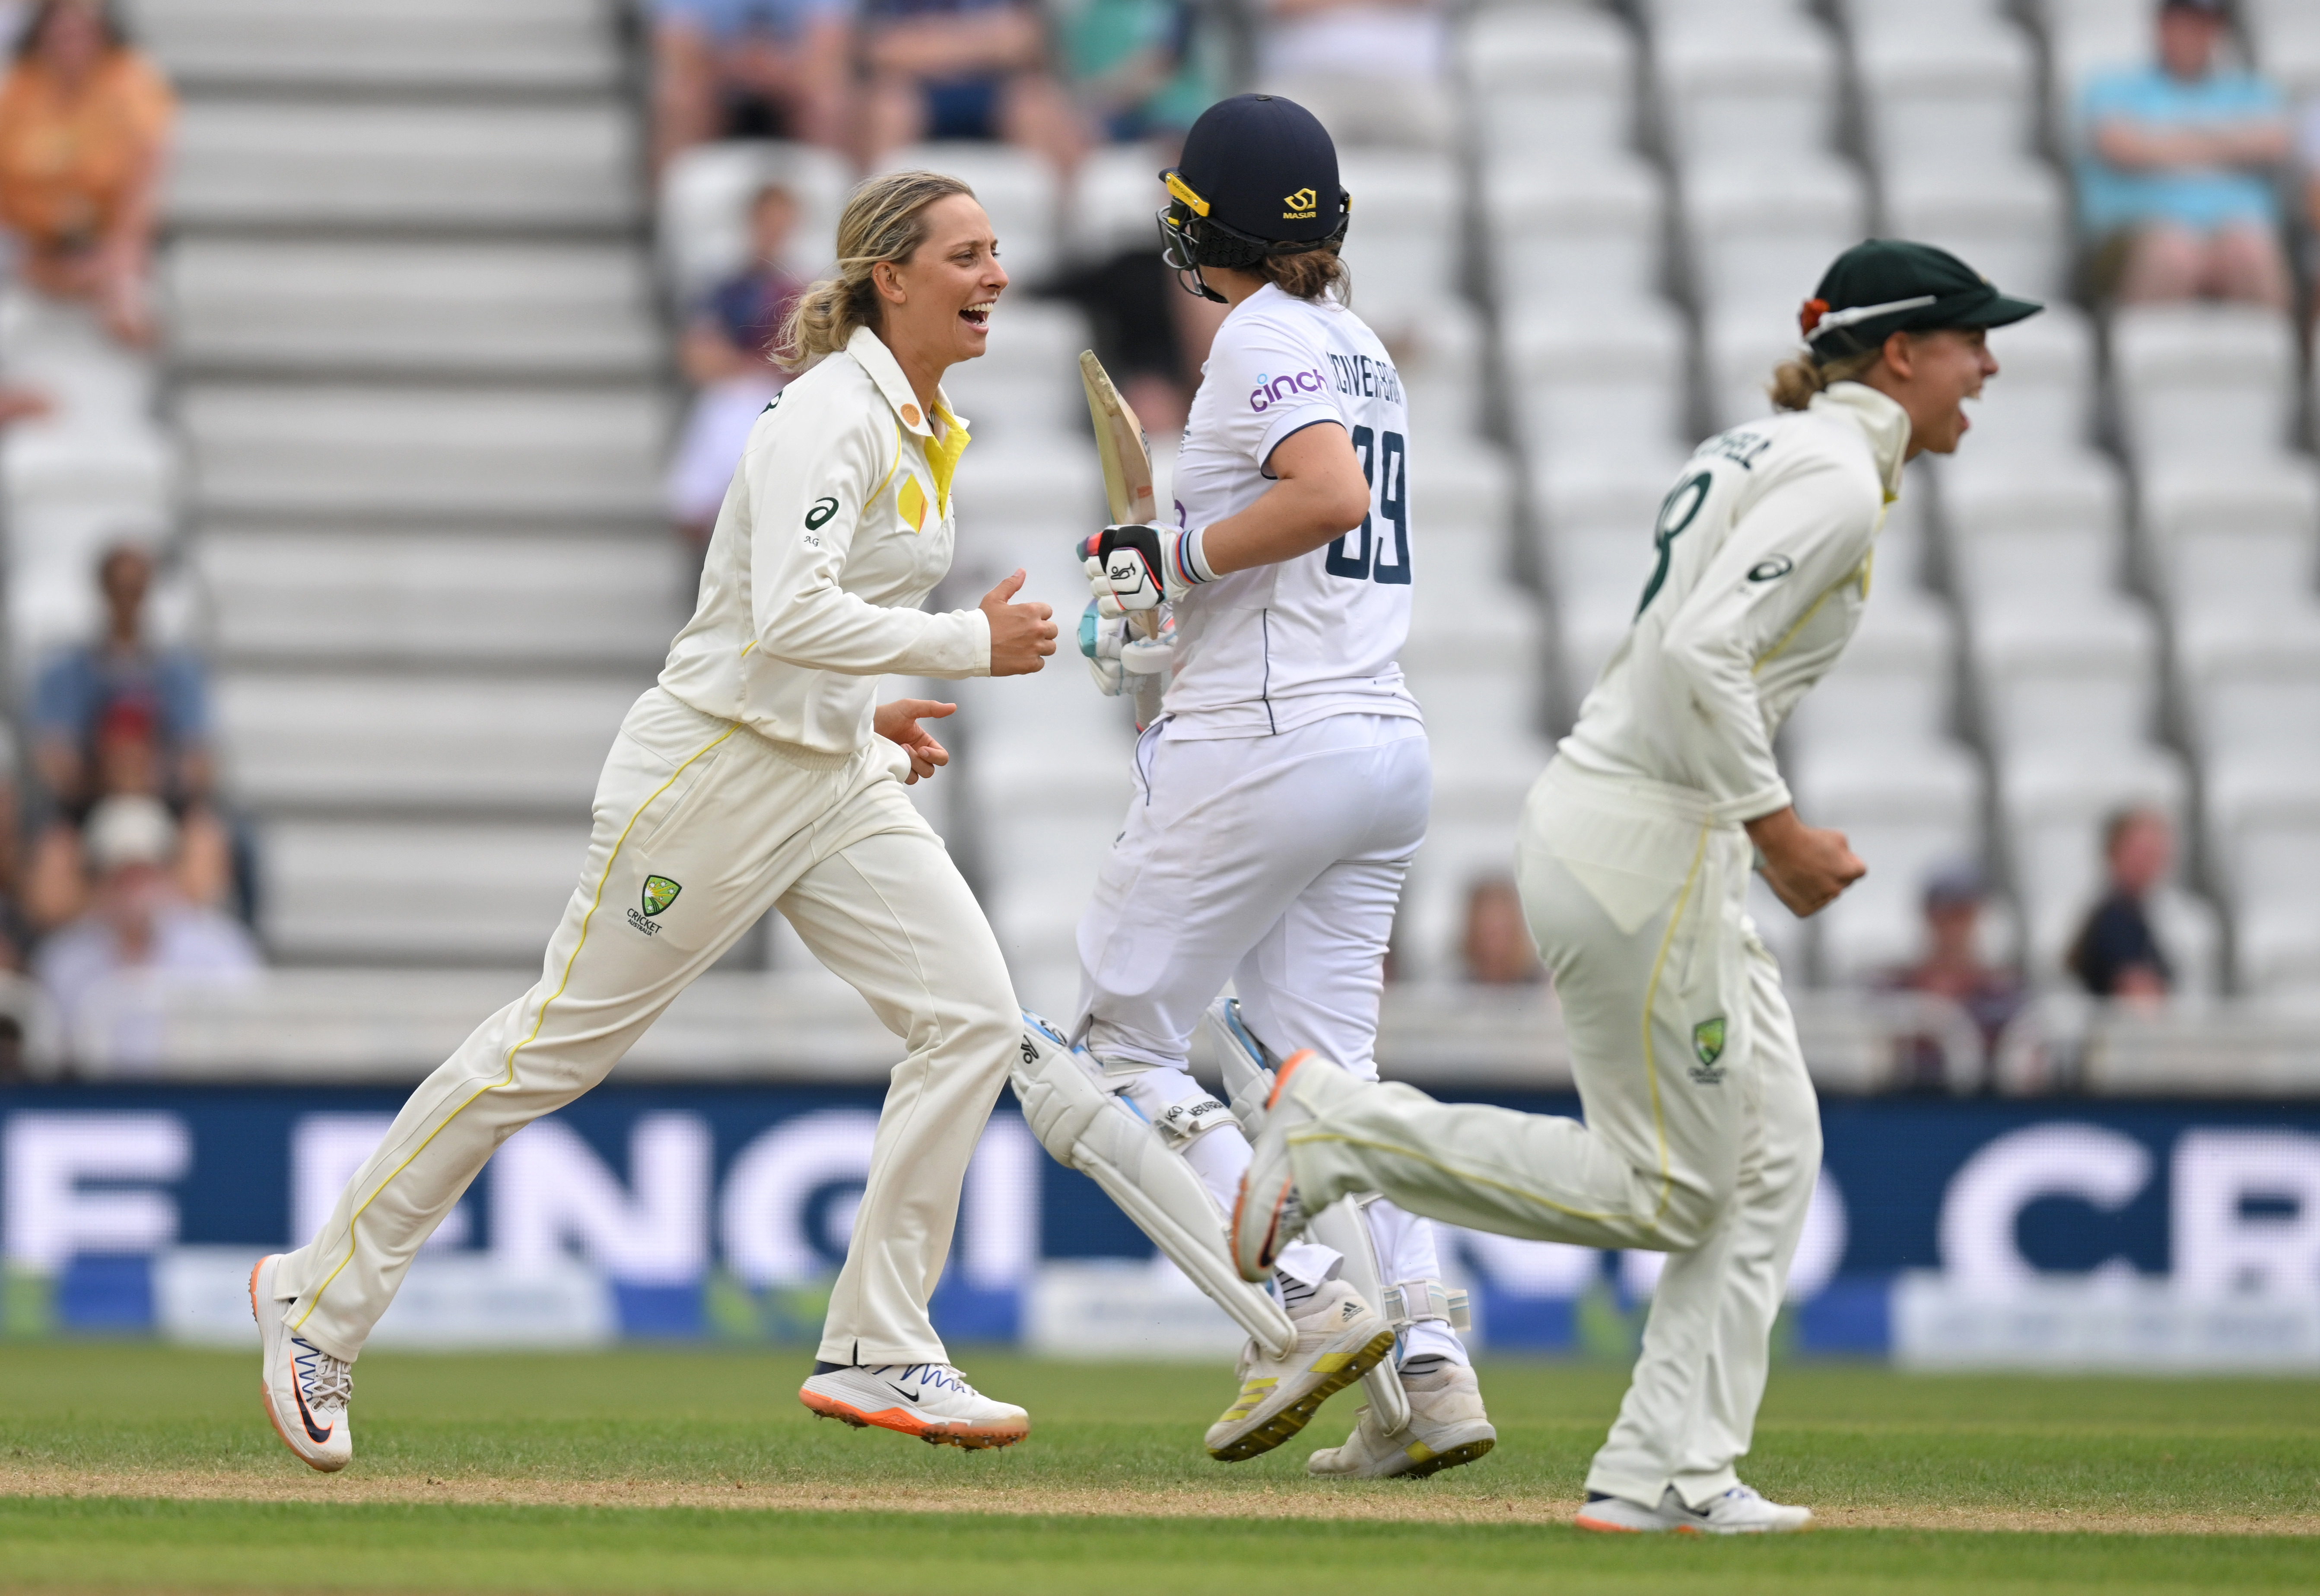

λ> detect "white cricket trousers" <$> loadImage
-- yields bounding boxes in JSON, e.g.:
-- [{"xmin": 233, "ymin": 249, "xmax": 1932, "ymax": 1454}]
[
  {"xmin": 271, "ymin": 686, "xmax": 1019, "ymax": 1368},
  {"xmin": 1282, "ymin": 759, "xmax": 1822, "ymax": 1507},
  {"xmin": 1075, "ymin": 712, "xmax": 1465, "ymax": 1364}
]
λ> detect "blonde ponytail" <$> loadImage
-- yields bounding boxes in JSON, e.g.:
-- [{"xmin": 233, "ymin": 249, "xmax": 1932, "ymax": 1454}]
[
  {"xmin": 775, "ymin": 170, "xmax": 976, "ymax": 372},
  {"xmin": 1768, "ymin": 345, "xmax": 1883, "ymax": 411}
]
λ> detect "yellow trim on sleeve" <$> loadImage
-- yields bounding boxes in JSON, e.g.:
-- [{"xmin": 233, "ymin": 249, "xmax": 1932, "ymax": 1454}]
[{"xmin": 290, "ymin": 723, "xmax": 741, "ymax": 1332}]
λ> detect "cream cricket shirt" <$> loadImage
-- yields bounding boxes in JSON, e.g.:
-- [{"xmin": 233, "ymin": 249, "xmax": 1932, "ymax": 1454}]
[
  {"xmin": 658, "ymin": 325, "xmax": 990, "ymax": 758},
  {"xmin": 1557, "ymin": 381, "xmax": 1912, "ymax": 823}
]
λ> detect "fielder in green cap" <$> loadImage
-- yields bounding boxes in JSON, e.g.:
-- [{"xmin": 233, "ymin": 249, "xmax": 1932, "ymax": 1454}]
[{"xmin": 1226, "ymin": 238, "xmax": 2041, "ymax": 1535}]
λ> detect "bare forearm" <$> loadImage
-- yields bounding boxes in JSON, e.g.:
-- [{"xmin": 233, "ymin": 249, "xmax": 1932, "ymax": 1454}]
[{"xmin": 1201, "ymin": 479, "xmax": 1366, "ymax": 574}]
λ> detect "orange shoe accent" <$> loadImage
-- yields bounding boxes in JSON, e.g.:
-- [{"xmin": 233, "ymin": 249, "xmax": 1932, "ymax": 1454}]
[
  {"xmin": 1573, "ymin": 1511, "xmax": 1643, "ymax": 1534},
  {"xmin": 797, "ymin": 1386, "xmax": 1028, "ymax": 1451}
]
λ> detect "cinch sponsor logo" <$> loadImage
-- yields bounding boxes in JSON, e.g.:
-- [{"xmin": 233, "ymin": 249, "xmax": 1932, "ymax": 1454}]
[{"xmin": 1249, "ymin": 369, "xmax": 1326, "ymax": 412}]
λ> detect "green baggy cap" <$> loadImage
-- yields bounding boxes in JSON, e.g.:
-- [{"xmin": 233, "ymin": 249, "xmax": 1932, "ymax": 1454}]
[{"xmin": 1801, "ymin": 238, "xmax": 2043, "ymax": 359}]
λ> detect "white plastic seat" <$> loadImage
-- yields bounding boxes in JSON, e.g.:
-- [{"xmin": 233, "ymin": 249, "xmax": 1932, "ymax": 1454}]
[
  {"xmin": 1939, "ymin": 447, "xmax": 2127, "ymax": 603},
  {"xmin": 2110, "ymin": 304, "xmax": 2299, "ymax": 464},
  {"xmin": 1702, "ymin": 308, "xmax": 1805, "ymax": 432},
  {"xmin": 198, "ymin": 528, "xmax": 683, "ymax": 666},
  {"xmin": 1684, "ymin": 153, "xmax": 1869, "ymax": 330},
  {"xmin": 218, "ymin": 674, "xmax": 635, "ymax": 812},
  {"xmin": 1463, "ymin": 4, "xmax": 1637, "ymax": 156},
  {"xmin": 658, "ymin": 140, "xmax": 852, "ymax": 305},
  {"xmin": 1373, "ymin": 296, "xmax": 1487, "ymax": 442},
  {"xmin": 1505, "ymin": 296, "xmax": 1690, "ymax": 459},
  {"xmin": 122, "ymin": 0, "xmax": 620, "ymax": 92},
  {"xmin": 1853, "ymin": 12, "xmax": 2040, "ymax": 174},
  {"xmin": 2141, "ymin": 454, "xmax": 2320, "ymax": 624},
  {"xmin": 1336, "ymin": 152, "xmax": 1462, "ymax": 316},
  {"xmin": 2041, "ymin": 0, "xmax": 2153, "ymax": 125},
  {"xmin": 261, "ymin": 819, "xmax": 596, "ymax": 964},
  {"xmin": 178, "ymin": 384, "xmax": 670, "ymax": 521},
  {"xmin": 2228, "ymin": 817, "xmax": 2320, "ymax": 996},
  {"xmin": 2180, "ymin": 617, "xmax": 2320, "ymax": 838},
  {"xmin": 1480, "ymin": 152, "xmax": 1665, "ymax": 305},
  {"xmin": 1063, "ymin": 141, "xmax": 1168, "ymax": 263},
  {"xmin": 1879, "ymin": 159, "xmax": 2070, "ymax": 303},
  {"xmin": 1408, "ymin": 439, "xmax": 1516, "ymax": 556},
  {"xmin": 2244, "ymin": 0, "xmax": 2320, "ymax": 99},
  {"xmin": 168, "ymin": 101, "xmax": 642, "ymax": 231},
  {"xmin": 877, "ymin": 143, "xmax": 1059, "ymax": 289},
  {"xmin": 1653, "ymin": 11, "xmax": 1840, "ymax": 165},
  {"xmin": 165, "ymin": 239, "xmax": 659, "ymax": 378},
  {"xmin": 1973, "ymin": 599, "xmax": 2159, "ymax": 758}
]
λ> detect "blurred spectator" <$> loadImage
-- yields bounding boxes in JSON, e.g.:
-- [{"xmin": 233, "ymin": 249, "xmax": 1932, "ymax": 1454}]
[
  {"xmin": 2068, "ymin": 808, "xmax": 2176, "ymax": 1002},
  {"xmin": 1056, "ymin": 0, "xmax": 1212, "ymax": 144},
  {"xmin": 652, "ymin": 0, "xmax": 853, "ymax": 171},
  {"xmin": 1460, "ymin": 874, "xmax": 1541, "ymax": 985},
  {"xmin": 667, "ymin": 182, "xmax": 808, "ymax": 553},
  {"xmin": 0, "ymin": 0, "xmax": 174, "ymax": 345},
  {"xmin": 24, "ymin": 543, "xmax": 231, "ymax": 929},
  {"xmin": 34, "ymin": 794, "xmax": 260, "ymax": 1061},
  {"xmin": 1256, "ymin": 0, "xmax": 1451, "ymax": 151},
  {"xmin": 1882, "ymin": 863, "xmax": 2024, "ymax": 1085},
  {"xmin": 2077, "ymin": 0, "xmax": 2291, "ymax": 309},
  {"xmin": 858, "ymin": 0, "xmax": 1085, "ymax": 173}
]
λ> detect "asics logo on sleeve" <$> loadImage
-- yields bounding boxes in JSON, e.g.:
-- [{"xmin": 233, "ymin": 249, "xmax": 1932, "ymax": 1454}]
[
  {"xmin": 1748, "ymin": 556, "xmax": 1795, "ymax": 582},
  {"xmin": 805, "ymin": 496, "xmax": 839, "ymax": 529}
]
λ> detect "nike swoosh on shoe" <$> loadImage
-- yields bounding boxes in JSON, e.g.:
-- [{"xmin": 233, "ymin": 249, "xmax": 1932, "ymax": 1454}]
[{"xmin": 292, "ymin": 1376, "xmax": 334, "ymax": 1444}]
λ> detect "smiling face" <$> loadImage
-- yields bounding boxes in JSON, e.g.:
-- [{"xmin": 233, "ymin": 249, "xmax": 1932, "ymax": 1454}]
[
  {"xmin": 1881, "ymin": 327, "xmax": 1999, "ymax": 457},
  {"xmin": 872, "ymin": 194, "xmax": 1007, "ymax": 375}
]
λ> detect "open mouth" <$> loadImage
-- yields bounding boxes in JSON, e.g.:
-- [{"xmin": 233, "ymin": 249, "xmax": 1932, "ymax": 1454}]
[{"xmin": 960, "ymin": 301, "xmax": 993, "ymax": 329}]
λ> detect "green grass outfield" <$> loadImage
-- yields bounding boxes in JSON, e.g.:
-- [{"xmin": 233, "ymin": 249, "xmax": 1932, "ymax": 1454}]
[{"xmin": 2, "ymin": 1344, "xmax": 2316, "ymax": 1593}]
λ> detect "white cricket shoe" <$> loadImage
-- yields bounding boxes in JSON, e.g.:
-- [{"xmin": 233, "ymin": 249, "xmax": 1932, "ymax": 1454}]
[
  {"xmin": 1305, "ymin": 1361, "xmax": 1497, "ymax": 1479},
  {"xmin": 798, "ymin": 1362, "xmax": 1030, "ymax": 1450},
  {"xmin": 249, "ymin": 1255, "xmax": 352, "ymax": 1472},
  {"xmin": 1574, "ymin": 1484, "xmax": 1812, "ymax": 1534},
  {"xmin": 1229, "ymin": 1048, "xmax": 1354, "ymax": 1281},
  {"xmin": 1204, "ymin": 1277, "xmax": 1395, "ymax": 1462}
]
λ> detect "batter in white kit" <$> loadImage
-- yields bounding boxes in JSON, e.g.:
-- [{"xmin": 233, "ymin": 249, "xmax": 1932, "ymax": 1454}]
[{"xmin": 1019, "ymin": 92, "xmax": 1494, "ymax": 1476}]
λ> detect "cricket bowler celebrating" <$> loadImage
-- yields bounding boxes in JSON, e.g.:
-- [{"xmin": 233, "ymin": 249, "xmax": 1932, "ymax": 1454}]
[
  {"xmin": 251, "ymin": 172, "xmax": 1059, "ymax": 1469},
  {"xmin": 1012, "ymin": 93, "xmax": 1494, "ymax": 1478},
  {"xmin": 1227, "ymin": 241, "xmax": 2040, "ymax": 1528}
]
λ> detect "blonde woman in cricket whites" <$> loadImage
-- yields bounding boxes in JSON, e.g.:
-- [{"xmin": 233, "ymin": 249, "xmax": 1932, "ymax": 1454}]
[
  {"xmin": 1231, "ymin": 240, "xmax": 2042, "ymax": 1530},
  {"xmin": 1014, "ymin": 93, "xmax": 1494, "ymax": 1478},
  {"xmin": 250, "ymin": 172, "xmax": 1059, "ymax": 1470}
]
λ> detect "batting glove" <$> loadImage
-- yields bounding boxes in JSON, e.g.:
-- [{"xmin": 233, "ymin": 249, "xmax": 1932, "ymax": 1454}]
[
  {"xmin": 1079, "ymin": 601, "xmax": 1175, "ymax": 696},
  {"xmin": 1080, "ymin": 523, "xmax": 1214, "ymax": 617}
]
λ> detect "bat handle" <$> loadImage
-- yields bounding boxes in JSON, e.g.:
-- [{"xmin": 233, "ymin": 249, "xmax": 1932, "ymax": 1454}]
[{"xmin": 1131, "ymin": 611, "xmax": 1160, "ymax": 640}]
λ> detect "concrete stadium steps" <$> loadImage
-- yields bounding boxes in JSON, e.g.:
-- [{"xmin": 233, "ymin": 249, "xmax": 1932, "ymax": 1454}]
[
  {"xmin": 197, "ymin": 528, "xmax": 682, "ymax": 669},
  {"xmin": 167, "ymin": 102, "xmax": 642, "ymax": 234},
  {"xmin": 179, "ymin": 384, "xmax": 670, "ymax": 522},
  {"xmin": 216, "ymin": 673, "xmax": 643, "ymax": 815},
  {"xmin": 165, "ymin": 241, "xmax": 661, "ymax": 380},
  {"xmin": 259, "ymin": 819, "xmax": 592, "ymax": 965},
  {"xmin": 125, "ymin": 0, "xmax": 624, "ymax": 95}
]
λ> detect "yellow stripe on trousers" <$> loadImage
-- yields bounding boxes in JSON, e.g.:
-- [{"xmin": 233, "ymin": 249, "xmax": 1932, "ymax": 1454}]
[{"xmin": 291, "ymin": 723, "xmax": 741, "ymax": 1330}]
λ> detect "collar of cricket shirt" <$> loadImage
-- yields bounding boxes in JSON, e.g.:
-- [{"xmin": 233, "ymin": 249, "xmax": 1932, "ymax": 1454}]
[
  {"xmin": 845, "ymin": 324, "xmax": 970, "ymax": 448},
  {"xmin": 1813, "ymin": 380, "xmax": 1910, "ymax": 503}
]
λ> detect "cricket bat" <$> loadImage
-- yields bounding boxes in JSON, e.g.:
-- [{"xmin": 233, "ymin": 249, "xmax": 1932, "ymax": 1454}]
[{"xmin": 1079, "ymin": 350, "xmax": 1161, "ymax": 643}]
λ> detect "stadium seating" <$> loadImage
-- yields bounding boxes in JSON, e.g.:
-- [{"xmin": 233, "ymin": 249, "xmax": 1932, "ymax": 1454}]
[
  {"xmin": 146, "ymin": 0, "xmax": 680, "ymax": 967},
  {"xmin": 114, "ymin": 0, "xmax": 2308, "ymax": 1013}
]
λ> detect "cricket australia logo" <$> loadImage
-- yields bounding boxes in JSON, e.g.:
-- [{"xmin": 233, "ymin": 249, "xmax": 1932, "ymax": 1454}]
[
  {"xmin": 1689, "ymin": 1017, "xmax": 1727, "ymax": 1085},
  {"xmin": 627, "ymin": 875, "xmax": 682, "ymax": 936}
]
